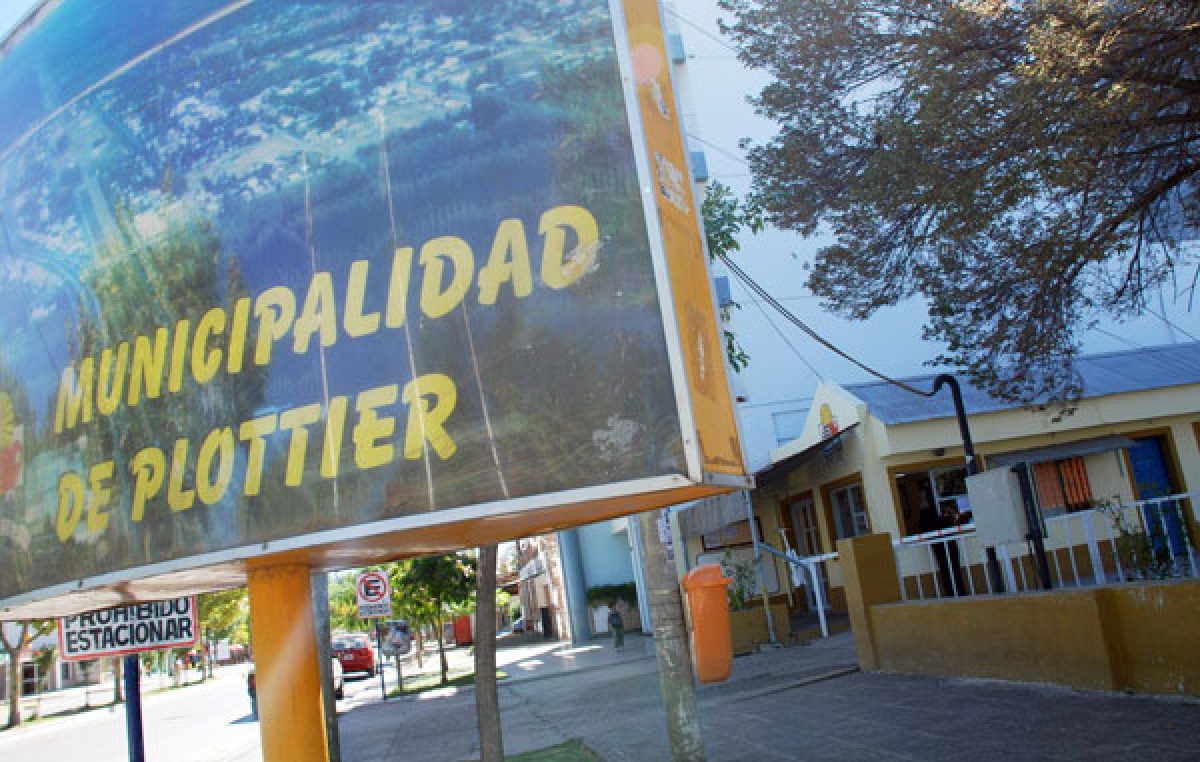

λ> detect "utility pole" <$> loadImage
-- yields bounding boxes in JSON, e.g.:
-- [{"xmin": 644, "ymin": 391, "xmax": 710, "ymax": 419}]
[
  {"xmin": 475, "ymin": 544, "xmax": 504, "ymax": 762},
  {"xmin": 638, "ymin": 509, "xmax": 705, "ymax": 762}
]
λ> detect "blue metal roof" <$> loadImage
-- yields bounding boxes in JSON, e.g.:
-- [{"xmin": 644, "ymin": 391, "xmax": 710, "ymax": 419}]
[{"xmin": 844, "ymin": 342, "xmax": 1200, "ymax": 425}]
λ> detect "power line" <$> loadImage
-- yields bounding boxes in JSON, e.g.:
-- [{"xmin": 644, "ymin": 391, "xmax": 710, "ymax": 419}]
[
  {"xmin": 717, "ymin": 252, "xmax": 936, "ymax": 398},
  {"xmin": 686, "ymin": 131, "xmax": 750, "ymax": 169},
  {"xmin": 744, "ymin": 287, "xmax": 825, "ymax": 381},
  {"xmin": 665, "ymin": 8, "xmax": 741, "ymax": 56}
]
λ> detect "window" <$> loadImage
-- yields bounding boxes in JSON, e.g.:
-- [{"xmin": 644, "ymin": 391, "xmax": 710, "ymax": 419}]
[
  {"xmin": 894, "ymin": 465, "xmax": 970, "ymax": 536},
  {"xmin": 1033, "ymin": 457, "xmax": 1093, "ymax": 515},
  {"xmin": 701, "ymin": 518, "xmax": 761, "ymax": 551},
  {"xmin": 830, "ymin": 483, "xmax": 870, "ymax": 539}
]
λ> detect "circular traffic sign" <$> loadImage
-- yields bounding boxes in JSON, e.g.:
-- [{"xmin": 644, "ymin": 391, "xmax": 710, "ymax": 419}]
[{"xmin": 356, "ymin": 570, "xmax": 389, "ymax": 604}]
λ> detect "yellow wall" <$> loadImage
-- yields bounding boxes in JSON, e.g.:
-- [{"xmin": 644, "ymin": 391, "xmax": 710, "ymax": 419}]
[{"xmin": 866, "ymin": 580, "xmax": 1200, "ymax": 695}]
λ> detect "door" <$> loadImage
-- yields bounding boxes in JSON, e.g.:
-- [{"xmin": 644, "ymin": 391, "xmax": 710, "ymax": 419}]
[
  {"xmin": 1128, "ymin": 437, "xmax": 1188, "ymax": 557},
  {"xmin": 789, "ymin": 496, "xmax": 821, "ymax": 557}
]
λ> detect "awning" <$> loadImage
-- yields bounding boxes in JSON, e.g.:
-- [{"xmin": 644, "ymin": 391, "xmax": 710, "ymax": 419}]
[
  {"xmin": 676, "ymin": 491, "xmax": 746, "ymax": 538},
  {"xmin": 986, "ymin": 435, "xmax": 1137, "ymax": 467},
  {"xmin": 755, "ymin": 423, "xmax": 859, "ymax": 486}
]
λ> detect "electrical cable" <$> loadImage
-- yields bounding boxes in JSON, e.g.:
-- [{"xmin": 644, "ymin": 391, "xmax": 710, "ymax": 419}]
[
  {"xmin": 716, "ymin": 252, "xmax": 937, "ymax": 398},
  {"xmin": 664, "ymin": 7, "xmax": 741, "ymax": 56},
  {"xmin": 741, "ymin": 280, "xmax": 825, "ymax": 381}
]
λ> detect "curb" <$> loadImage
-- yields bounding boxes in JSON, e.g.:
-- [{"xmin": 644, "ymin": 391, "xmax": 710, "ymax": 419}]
[
  {"xmin": 499, "ymin": 653, "xmax": 658, "ymax": 688},
  {"xmin": 711, "ymin": 665, "xmax": 860, "ymax": 704}
]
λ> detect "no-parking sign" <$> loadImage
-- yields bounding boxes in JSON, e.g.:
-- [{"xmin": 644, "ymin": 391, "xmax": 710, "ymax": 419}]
[{"xmin": 355, "ymin": 571, "xmax": 391, "ymax": 619}]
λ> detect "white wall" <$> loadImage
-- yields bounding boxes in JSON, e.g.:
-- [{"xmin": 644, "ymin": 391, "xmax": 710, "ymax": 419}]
[{"xmin": 668, "ymin": 0, "xmax": 1197, "ymax": 472}]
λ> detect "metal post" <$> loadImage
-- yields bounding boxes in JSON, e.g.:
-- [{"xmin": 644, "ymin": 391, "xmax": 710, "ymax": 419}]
[
  {"xmin": 931, "ymin": 373, "xmax": 1005, "ymax": 592},
  {"xmin": 932, "ymin": 374, "xmax": 978, "ymax": 476},
  {"xmin": 311, "ymin": 572, "xmax": 342, "ymax": 762},
  {"xmin": 1012, "ymin": 463, "xmax": 1054, "ymax": 590},
  {"xmin": 742, "ymin": 490, "xmax": 776, "ymax": 645},
  {"xmin": 375, "ymin": 624, "xmax": 387, "ymax": 701},
  {"xmin": 123, "ymin": 655, "xmax": 145, "ymax": 762}
]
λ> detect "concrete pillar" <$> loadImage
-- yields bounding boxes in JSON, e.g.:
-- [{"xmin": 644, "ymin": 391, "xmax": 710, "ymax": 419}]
[
  {"xmin": 247, "ymin": 562, "xmax": 329, "ymax": 762},
  {"xmin": 556, "ymin": 528, "xmax": 592, "ymax": 645},
  {"xmin": 838, "ymin": 533, "xmax": 902, "ymax": 671},
  {"xmin": 628, "ymin": 516, "xmax": 654, "ymax": 631}
]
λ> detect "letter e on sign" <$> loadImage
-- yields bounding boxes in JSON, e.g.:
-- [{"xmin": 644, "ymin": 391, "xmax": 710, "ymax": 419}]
[{"xmin": 356, "ymin": 570, "xmax": 392, "ymax": 619}]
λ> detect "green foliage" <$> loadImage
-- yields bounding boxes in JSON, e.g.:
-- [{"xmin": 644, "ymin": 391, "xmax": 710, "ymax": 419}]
[
  {"xmin": 496, "ymin": 739, "xmax": 604, "ymax": 762},
  {"xmin": 701, "ymin": 181, "xmax": 761, "ymax": 373},
  {"xmin": 393, "ymin": 554, "xmax": 476, "ymax": 685},
  {"xmin": 719, "ymin": 0, "xmax": 1199, "ymax": 402},
  {"xmin": 387, "ymin": 667, "xmax": 506, "ymax": 697},
  {"xmin": 32, "ymin": 647, "xmax": 56, "ymax": 692},
  {"xmin": 1101, "ymin": 502, "xmax": 1176, "ymax": 580},
  {"xmin": 0, "ymin": 619, "xmax": 56, "ymax": 727},
  {"xmin": 720, "ymin": 551, "xmax": 755, "ymax": 611},
  {"xmin": 197, "ymin": 588, "xmax": 248, "ymax": 641},
  {"xmin": 584, "ymin": 582, "xmax": 638, "ymax": 607}
]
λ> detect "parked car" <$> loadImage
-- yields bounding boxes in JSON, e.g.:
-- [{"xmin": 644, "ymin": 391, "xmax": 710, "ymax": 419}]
[
  {"xmin": 332, "ymin": 634, "xmax": 377, "ymax": 676},
  {"xmin": 330, "ymin": 656, "xmax": 344, "ymax": 699}
]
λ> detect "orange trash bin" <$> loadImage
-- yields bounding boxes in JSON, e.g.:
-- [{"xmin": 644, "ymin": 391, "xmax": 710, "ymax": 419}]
[{"xmin": 682, "ymin": 564, "xmax": 733, "ymax": 683}]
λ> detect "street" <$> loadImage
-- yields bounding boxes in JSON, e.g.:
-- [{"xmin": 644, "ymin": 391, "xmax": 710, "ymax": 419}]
[
  {"xmin": 0, "ymin": 644, "xmax": 475, "ymax": 762},
  {"xmin": 0, "ymin": 666, "xmax": 261, "ymax": 762}
]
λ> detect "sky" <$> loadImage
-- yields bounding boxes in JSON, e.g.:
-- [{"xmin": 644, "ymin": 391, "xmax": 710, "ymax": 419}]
[{"xmin": 0, "ymin": 0, "xmax": 36, "ymax": 40}]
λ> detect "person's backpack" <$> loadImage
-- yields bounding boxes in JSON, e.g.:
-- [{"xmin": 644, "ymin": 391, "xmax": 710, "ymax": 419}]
[{"xmin": 608, "ymin": 607, "xmax": 623, "ymax": 629}]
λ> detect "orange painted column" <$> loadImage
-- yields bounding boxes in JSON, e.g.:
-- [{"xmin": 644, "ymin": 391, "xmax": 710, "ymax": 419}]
[{"xmin": 247, "ymin": 562, "xmax": 329, "ymax": 762}]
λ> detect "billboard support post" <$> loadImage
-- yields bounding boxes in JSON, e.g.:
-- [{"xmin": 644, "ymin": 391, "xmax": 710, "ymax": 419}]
[
  {"xmin": 123, "ymin": 655, "xmax": 145, "ymax": 762},
  {"xmin": 248, "ymin": 563, "xmax": 329, "ymax": 762}
]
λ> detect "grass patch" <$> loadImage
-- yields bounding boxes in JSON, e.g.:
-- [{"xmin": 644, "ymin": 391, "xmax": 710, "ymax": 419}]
[
  {"xmin": 504, "ymin": 739, "xmax": 604, "ymax": 761},
  {"xmin": 387, "ymin": 667, "xmax": 506, "ymax": 697}
]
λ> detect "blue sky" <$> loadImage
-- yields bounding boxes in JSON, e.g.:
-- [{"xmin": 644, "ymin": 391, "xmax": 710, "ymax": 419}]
[{"xmin": 0, "ymin": 0, "xmax": 36, "ymax": 40}]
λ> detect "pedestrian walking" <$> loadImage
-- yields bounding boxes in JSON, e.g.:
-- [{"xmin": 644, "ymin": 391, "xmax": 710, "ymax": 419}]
[{"xmin": 608, "ymin": 601, "xmax": 624, "ymax": 653}]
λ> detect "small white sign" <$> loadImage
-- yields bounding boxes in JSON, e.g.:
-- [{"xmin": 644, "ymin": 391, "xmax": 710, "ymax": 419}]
[
  {"xmin": 355, "ymin": 570, "xmax": 392, "ymax": 619},
  {"xmin": 58, "ymin": 597, "xmax": 199, "ymax": 661}
]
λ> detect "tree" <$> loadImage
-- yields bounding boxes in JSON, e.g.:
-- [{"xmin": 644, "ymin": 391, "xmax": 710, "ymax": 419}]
[
  {"xmin": 197, "ymin": 588, "xmax": 249, "ymax": 677},
  {"xmin": 0, "ymin": 619, "xmax": 56, "ymax": 728},
  {"xmin": 703, "ymin": 181, "xmax": 761, "ymax": 372},
  {"xmin": 719, "ymin": 0, "xmax": 1199, "ymax": 401},
  {"xmin": 393, "ymin": 554, "xmax": 476, "ymax": 685}
]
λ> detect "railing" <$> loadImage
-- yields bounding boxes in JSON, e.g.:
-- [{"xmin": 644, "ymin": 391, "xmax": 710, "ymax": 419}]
[
  {"xmin": 893, "ymin": 492, "xmax": 1198, "ymax": 600},
  {"xmin": 760, "ymin": 544, "xmax": 838, "ymax": 637}
]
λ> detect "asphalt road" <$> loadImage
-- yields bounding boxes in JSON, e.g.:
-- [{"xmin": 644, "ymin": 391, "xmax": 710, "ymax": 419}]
[
  {"xmin": 0, "ymin": 667, "xmax": 261, "ymax": 762},
  {"xmin": 0, "ymin": 655, "xmax": 420, "ymax": 762}
]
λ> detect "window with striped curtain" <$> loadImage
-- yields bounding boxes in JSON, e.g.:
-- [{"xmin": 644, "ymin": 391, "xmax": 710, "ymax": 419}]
[{"xmin": 1033, "ymin": 457, "xmax": 1094, "ymax": 514}]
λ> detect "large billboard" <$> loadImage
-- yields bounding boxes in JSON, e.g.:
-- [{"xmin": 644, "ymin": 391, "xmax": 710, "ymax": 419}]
[{"xmin": 0, "ymin": 0, "xmax": 745, "ymax": 615}]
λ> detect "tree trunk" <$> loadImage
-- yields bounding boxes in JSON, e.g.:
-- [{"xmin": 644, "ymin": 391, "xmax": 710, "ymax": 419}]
[
  {"xmin": 638, "ymin": 509, "xmax": 706, "ymax": 762},
  {"xmin": 434, "ymin": 609, "xmax": 448, "ymax": 685},
  {"xmin": 414, "ymin": 630, "xmax": 425, "ymax": 669},
  {"xmin": 1, "ymin": 624, "xmax": 29, "ymax": 728},
  {"xmin": 112, "ymin": 657, "xmax": 124, "ymax": 703},
  {"xmin": 474, "ymin": 544, "xmax": 503, "ymax": 762}
]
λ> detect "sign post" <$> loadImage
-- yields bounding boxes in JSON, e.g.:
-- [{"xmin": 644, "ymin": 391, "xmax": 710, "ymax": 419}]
[
  {"xmin": 123, "ymin": 654, "xmax": 145, "ymax": 762},
  {"xmin": 355, "ymin": 571, "xmax": 392, "ymax": 701},
  {"xmin": 58, "ymin": 597, "xmax": 198, "ymax": 762}
]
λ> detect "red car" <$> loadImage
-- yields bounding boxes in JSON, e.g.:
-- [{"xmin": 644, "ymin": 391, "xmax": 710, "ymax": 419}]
[{"xmin": 332, "ymin": 634, "xmax": 377, "ymax": 676}]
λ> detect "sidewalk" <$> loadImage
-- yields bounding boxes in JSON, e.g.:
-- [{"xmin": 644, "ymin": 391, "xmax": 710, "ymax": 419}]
[{"xmin": 341, "ymin": 631, "xmax": 1200, "ymax": 762}]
